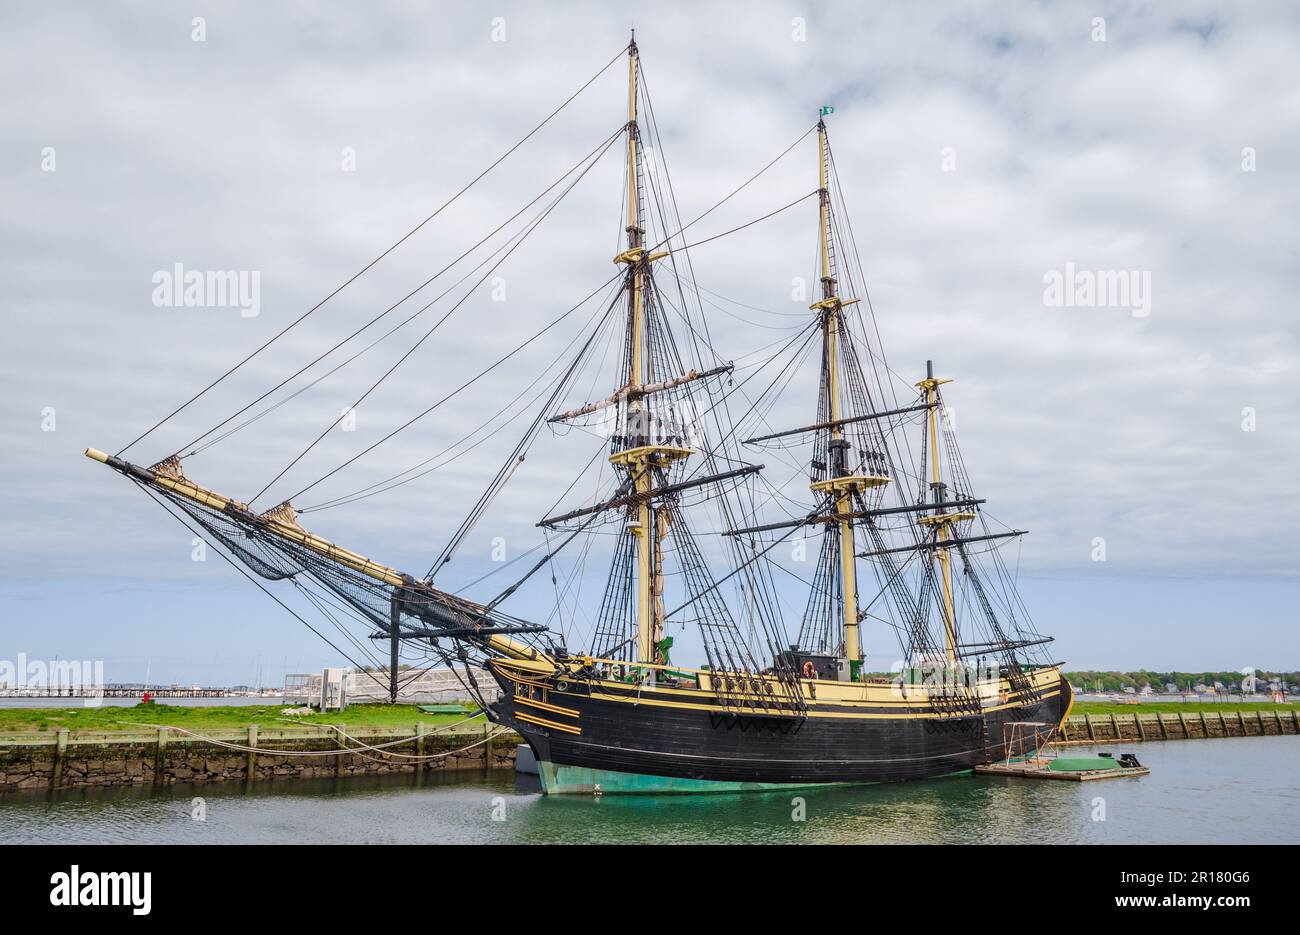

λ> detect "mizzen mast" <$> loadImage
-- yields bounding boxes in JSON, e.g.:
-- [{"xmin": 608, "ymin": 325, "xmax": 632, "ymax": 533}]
[{"xmin": 917, "ymin": 360, "xmax": 970, "ymax": 664}]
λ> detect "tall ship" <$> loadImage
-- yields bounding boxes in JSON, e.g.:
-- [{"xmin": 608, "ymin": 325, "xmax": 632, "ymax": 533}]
[{"xmin": 85, "ymin": 37, "xmax": 1071, "ymax": 794}]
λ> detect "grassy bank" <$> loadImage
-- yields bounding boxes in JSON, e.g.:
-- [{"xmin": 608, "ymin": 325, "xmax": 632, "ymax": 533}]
[
  {"xmin": 1071, "ymin": 700, "xmax": 1299, "ymax": 716},
  {"xmin": 0, "ymin": 702, "xmax": 484, "ymax": 734},
  {"xmin": 5, "ymin": 699, "xmax": 1296, "ymax": 734}
]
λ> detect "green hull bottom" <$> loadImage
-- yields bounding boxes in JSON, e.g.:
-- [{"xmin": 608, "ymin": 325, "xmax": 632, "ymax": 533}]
[
  {"xmin": 536, "ymin": 761, "xmax": 855, "ymax": 795},
  {"xmin": 535, "ymin": 761, "xmax": 976, "ymax": 795}
]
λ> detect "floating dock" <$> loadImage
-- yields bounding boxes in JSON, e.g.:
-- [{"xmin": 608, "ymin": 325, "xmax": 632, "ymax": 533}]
[
  {"xmin": 976, "ymin": 750, "xmax": 1149, "ymax": 782},
  {"xmin": 976, "ymin": 722, "xmax": 1150, "ymax": 781}
]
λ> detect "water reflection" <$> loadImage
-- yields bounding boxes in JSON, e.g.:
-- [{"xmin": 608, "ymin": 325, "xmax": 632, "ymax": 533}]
[{"xmin": 2, "ymin": 738, "xmax": 1296, "ymax": 844}]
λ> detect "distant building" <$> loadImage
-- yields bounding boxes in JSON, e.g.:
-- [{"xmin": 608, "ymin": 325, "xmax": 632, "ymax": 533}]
[{"xmin": 283, "ymin": 667, "xmax": 484, "ymax": 706}]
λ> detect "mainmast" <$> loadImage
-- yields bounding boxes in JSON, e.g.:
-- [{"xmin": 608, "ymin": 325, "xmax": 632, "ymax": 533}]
[
  {"xmin": 917, "ymin": 360, "xmax": 970, "ymax": 664},
  {"xmin": 808, "ymin": 118, "xmax": 888, "ymax": 682},
  {"xmin": 626, "ymin": 38, "xmax": 643, "ymax": 396}
]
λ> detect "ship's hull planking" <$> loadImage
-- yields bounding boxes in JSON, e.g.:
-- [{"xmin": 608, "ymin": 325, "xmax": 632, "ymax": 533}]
[{"xmin": 490, "ymin": 664, "xmax": 1072, "ymax": 794}]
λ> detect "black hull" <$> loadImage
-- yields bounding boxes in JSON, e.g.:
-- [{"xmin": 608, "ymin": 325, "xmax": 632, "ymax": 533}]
[{"xmin": 489, "ymin": 668, "xmax": 1073, "ymax": 793}]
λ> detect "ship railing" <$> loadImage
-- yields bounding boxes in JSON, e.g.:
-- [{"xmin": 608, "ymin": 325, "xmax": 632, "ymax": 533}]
[
  {"xmin": 705, "ymin": 668, "xmax": 808, "ymax": 719},
  {"xmin": 570, "ymin": 655, "xmax": 806, "ymax": 717}
]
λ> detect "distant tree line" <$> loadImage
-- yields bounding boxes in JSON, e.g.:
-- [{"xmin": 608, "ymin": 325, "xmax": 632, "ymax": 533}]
[{"xmin": 1065, "ymin": 670, "xmax": 1296, "ymax": 693}]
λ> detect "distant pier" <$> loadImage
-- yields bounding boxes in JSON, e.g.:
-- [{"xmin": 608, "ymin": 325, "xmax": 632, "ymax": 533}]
[{"xmin": 0, "ymin": 686, "xmax": 276, "ymax": 699}]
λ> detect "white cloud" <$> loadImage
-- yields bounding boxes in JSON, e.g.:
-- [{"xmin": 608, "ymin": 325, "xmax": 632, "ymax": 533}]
[{"xmin": 2, "ymin": 2, "xmax": 1298, "ymax": 668}]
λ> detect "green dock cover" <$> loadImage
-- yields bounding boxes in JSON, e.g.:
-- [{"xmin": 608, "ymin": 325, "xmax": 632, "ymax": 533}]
[{"xmin": 1047, "ymin": 756, "xmax": 1123, "ymax": 772}]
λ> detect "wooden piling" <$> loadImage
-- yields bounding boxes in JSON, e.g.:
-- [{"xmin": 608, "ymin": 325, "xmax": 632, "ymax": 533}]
[
  {"xmin": 52, "ymin": 727, "xmax": 68, "ymax": 789},
  {"xmin": 246, "ymin": 724, "xmax": 258, "ymax": 782},
  {"xmin": 154, "ymin": 727, "xmax": 168, "ymax": 784}
]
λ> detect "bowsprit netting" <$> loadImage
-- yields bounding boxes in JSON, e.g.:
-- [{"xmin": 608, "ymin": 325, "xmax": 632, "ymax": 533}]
[{"xmin": 127, "ymin": 456, "xmax": 551, "ymax": 707}]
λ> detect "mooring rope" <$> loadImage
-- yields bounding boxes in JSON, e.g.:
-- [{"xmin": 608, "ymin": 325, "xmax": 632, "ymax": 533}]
[
  {"xmin": 122, "ymin": 722, "xmax": 513, "ymax": 762},
  {"xmin": 328, "ymin": 724, "xmax": 509, "ymax": 763}
]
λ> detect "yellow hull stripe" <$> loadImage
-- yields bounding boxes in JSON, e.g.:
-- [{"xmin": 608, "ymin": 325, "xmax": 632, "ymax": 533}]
[
  {"xmin": 493, "ymin": 657, "xmax": 1062, "ymax": 705},
  {"xmin": 1058, "ymin": 683, "xmax": 1076, "ymax": 730},
  {"xmin": 579, "ymin": 676, "xmax": 1061, "ymax": 711},
  {"xmin": 516, "ymin": 711, "xmax": 583, "ymax": 735},
  {"xmin": 582, "ymin": 688, "xmax": 1061, "ymax": 720},
  {"xmin": 492, "ymin": 660, "xmax": 1065, "ymax": 718},
  {"xmin": 514, "ymin": 695, "xmax": 580, "ymax": 718}
]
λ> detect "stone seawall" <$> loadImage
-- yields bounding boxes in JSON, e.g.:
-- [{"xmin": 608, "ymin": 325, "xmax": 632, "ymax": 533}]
[
  {"xmin": 5, "ymin": 709, "xmax": 1294, "ymax": 793},
  {"xmin": 0, "ymin": 724, "xmax": 520, "ymax": 794},
  {"xmin": 1058, "ymin": 709, "xmax": 1300, "ymax": 744}
]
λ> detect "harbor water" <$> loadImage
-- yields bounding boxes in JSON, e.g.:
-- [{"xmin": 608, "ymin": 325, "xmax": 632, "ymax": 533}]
[{"xmin": 1, "ymin": 736, "xmax": 1295, "ymax": 844}]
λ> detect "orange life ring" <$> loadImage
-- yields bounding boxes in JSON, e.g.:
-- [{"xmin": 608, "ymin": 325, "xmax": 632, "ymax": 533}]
[{"xmin": 802, "ymin": 661, "xmax": 817, "ymax": 679}]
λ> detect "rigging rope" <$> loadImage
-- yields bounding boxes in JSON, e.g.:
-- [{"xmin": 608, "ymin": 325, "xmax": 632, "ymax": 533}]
[
  {"xmin": 179, "ymin": 125, "xmax": 628, "ymax": 461},
  {"xmin": 115, "ymin": 44, "xmax": 628, "ymax": 459},
  {"xmin": 297, "ymin": 280, "xmax": 624, "ymax": 513},
  {"xmin": 268, "ymin": 186, "xmax": 820, "ymax": 509},
  {"xmin": 251, "ymin": 132, "xmax": 621, "ymax": 505},
  {"xmin": 425, "ymin": 286, "xmax": 629, "ymax": 579}
]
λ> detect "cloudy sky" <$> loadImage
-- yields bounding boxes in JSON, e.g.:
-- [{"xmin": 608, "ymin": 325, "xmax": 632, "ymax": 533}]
[{"xmin": 3, "ymin": 1, "xmax": 1297, "ymax": 686}]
